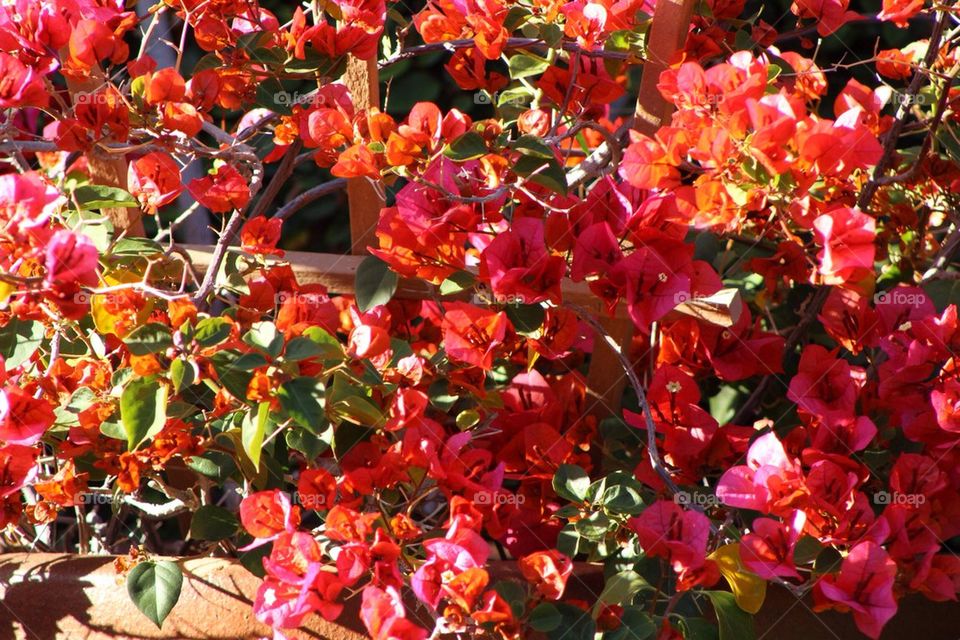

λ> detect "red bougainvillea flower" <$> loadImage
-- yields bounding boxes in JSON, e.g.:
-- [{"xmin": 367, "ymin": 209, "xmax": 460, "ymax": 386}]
[
  {"xmin": 740, "ymin": 510, "xmax": 806, "ymax": 580},
  {"xmin": 411, "ymin": 516, "xmax": 488, "ymax": 607},
  {"xmin": 790, "ymin": 0, "xmax": 859, "ymax": 35},
  {"xmin": 787, "ymin": 344, "xmax": 860, "ymax": 421},
  {"xmin": 440, "ymin": 302, "xmax": 509, "ymax": 370},
  {"xmin": 479, "ymin": 217, "xmax": 565, "ymax": 304},
  {"xmin": 127, "ymin": 152, "xmax": 183, "ymax": 213},
  {"xmin": 877, "ymin": 0, "xmax": 924, "ymax": 26},
  {"xmin": 812, "ymin": 207, "xmax": 876, "ymax": 285},
  {"xmin": 0, "ymin": 444, "xmax": 38, "ymax": 498},
  {"xmin": 188, "ymin": 164, "xmax": 250, "ymax": 213},
  {"xmin": 518, "ymin": 550, "xmax": 573, "ymax": 600},
  {"xmin": 240, "ymin": 216, "xmax": 283, "ymax": 256},
  {"xmin": 0, "ymin": 387, "xmax": 55, "ymax": 446},
  {"xmin": 814, "ymin": 541, "xmax": 898, "ymax": 639},
  {"xmin": 239, "ymin": 489, "xmax": 301, "ymax": 545}
]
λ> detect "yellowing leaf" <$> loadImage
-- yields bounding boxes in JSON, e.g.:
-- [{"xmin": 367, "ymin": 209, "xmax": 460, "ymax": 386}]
[
  {"xmin": 709, "ymin": 543, "xmax": 766, "ymax": 614},
  {"xmin": 91, "ymin": 270, "xmax": 154, "ymax": 337}
]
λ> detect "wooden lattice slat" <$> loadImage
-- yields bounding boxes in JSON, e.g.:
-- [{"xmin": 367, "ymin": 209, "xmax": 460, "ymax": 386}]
[{"xmin": 343, "ymin": 55, "xmax": 385, "ymax": 254}]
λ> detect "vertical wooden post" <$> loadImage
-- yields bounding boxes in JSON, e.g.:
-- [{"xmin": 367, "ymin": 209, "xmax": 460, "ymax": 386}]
[
  {"xmin": 65, "ymin": 75, "xmax": 144, "ymax": 237},
  {"xmin": 343, "ymin": 55, "xmax": 385, "ymax": 255},
  {"xmin": 585, "ymin": 0, "xmax": 696, "ymax": 417}
]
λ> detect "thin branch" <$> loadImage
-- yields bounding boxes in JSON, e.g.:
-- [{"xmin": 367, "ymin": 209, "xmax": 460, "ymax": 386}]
[{"xmin": 272, "ymin": 179, "xmax": 348, "ymax": 221}]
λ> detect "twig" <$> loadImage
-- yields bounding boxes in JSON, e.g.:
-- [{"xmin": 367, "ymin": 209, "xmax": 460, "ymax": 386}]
[
  {"xmin": 272, "ymin": 179, "xmax": 348, "ymax": 221},
  {"xmin": 564, "ymin": 302, "xmax": 683, "ymax": 497}
]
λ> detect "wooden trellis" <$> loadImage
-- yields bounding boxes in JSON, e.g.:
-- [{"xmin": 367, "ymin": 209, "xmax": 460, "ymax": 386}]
[{"xmin": 166, "ymin": 0, "xmax": 738, "ymax": 417}]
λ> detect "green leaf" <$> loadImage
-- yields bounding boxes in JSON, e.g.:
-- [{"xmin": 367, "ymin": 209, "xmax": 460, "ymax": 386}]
[
  {"xmin": 242, "ymin": 402, "xmax": 270, "ymax": 471},
  {"xmin": 529, "ymin": 603, "xmax": 562, "ymax": 632},
  {"xmin": 439, "ymin": 270, "xmax": 476, "ymax": 296},
  {"xmin": 703, "ymin": 591, "xmax": 755, "ymax": 640},
  {"xmin": 284, "ymin": 336, "xmax": 326, "ymax": 361},
  {"xmin": 355, "ymin": 255, "xmax": 399, "ymax": 313},
  {"xmin": 553, "ymin": 465, "xmax": 590, "ymax": 502},
  {"xmin": 0, "ymin": 318, "xmax": 44, "ymax": 371},
  {"xmin": 575, "ymin": 511, "xmax": 612, "ymax": 540},
  {"xmin": 508, "ymin": 53, "xmax": 550, "ymax": 79},
  {"xmin": 189, "ymin": 505, "xmax": 238, "ymax": 541},
  {"xmin": 243, "ymin": 322, "xmax": 283, "ymax": 358},
  {"xmin": 286, "ymin": 423, "xmax": 332, "ymax": 459},
  {"xmin": 124, "ymin": 323, "xmax": 173, "ymax": 356},
  {"xmin": 127, "ymin": 560, "xmax": 183, "ymax": 629},
  {"xmin": 597, "ymin": 571, "xmax": 652, "ymax": 607},
  {"xmin": 328, "ymin": 394, "xmax": 385, "ymax": 427},
  {"xmin": 603, "ymin": 607, "xmax": 656, "ymax": 640},
  {"xmin": 120, "ymin": 377, "xmax": 168, "ymax": 450},
  {"xmin": 513, "ymin": 135, "xmax": 554, "ymax": 159},
  {"xmin": 278, "ymin": 377, "xmax": 325, "ymax": 430},
  {"xmin": 443, "ymin": 130, "xmax": 488, "ymax": 161},
  {"xmin": 194, "ymin": 317, "xmax": 232, "ymax": 348},
  {"xmin": 208, "ymin": 351, "xmax": 254, "ymax": 400},
  {"xmin": 74, "ymin": 185, "xmax": 138, "ymax": 210},
  {"xmin": 506, "ymin": 304, "xmax": 545, "ymax": 335},
  {"xmin": 514, "ymin": 155, "xmax": 568, "ymax": 194}
]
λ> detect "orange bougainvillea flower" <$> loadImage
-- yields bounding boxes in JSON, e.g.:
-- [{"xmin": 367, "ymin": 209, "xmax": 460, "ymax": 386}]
[
  {"xmin": 35, "ymin": 460, "xmax": 88, "ymax": 508},
  {"xmin": 519, "ymin": 550, "xmax": 573, "ymax": 600},
  {"xmin": 240, "ymin": 216, "xmax": 283, "ymax": 256},
  {"xmin": 128, "ymin": 152, "xmax": 183, "ymax": 213}
]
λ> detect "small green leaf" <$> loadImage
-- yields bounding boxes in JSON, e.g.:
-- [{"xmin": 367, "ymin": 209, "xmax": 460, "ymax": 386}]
[
  {"xmin": 553, "ymin": 464, "xmax": 590, "ymax": 502},
  {"xmin": 575, "ymin": 511, "xmax": 612, "ymax": 540},
  {"xmin": 508, "ymin": 53, "xmax": 550, "ymax": 79},
  {"xmin": 515, "ymin": 155, "xmax": 567, "ymax": 194},
  {"xmin": 529, "ymin": 603, "xmax": 562, "ymax": 632},
  {"xmin": 74, "ymin": 184, "xmax": 138, "ymax": 210},
  {"xmin": 194, "ymin": 317, "xmax": 232, "ymax": 348},
  {"xmin": 120, "ymin": 377, "xmax": 168, "ymax": 450},
  {"xmin": 704, "ymin": 591, "xmax": 755, "ymax": 640},
  {"xmin": 242, "ymin": 402, "xmax": 270, "ymax": 471},
  {"xmin": 439, "ymin": 270, "xmax": 476, "ymax": 296},
  {"xmin": 243, "ymin": 322, "xmax": 283, "ymax": 358},
  {"xmin": 189, "ymin": 505, "xmax": 238, "ymax": 541},
  {"xmin": 597, "ymin": 571, "xmax": 652, "ymax": 607},
  {"xmin": 0, "ymin": 319, "xmax": 44, "ymax": 371},
  {"xmin": 443, "ymin": 130, "xmax": 488, "ymax": 161},
  {"xmin": 278, "ymin": 377, "xmax": 325, "ymax": 430},
  {"xmin": 355, "ymin": 255, "xmax": 399, "ymax": 313},
  {"xmin": 209, "ymin": 351, "xmax": 254, "ymax": 400},
  {"xmin": 127, "ymin": 561, "xmax": 183, "ymax": 629},
  {"xmin": 506, "ymin": 304, "xmax": 545, "ymax": 335},
  {"xmin": 513, "ymin": 134, "xmax": 554, "ymax": 159},
  {"xmin": 124, "ymin": 323, "xmax": 173, "ymax": 356}
]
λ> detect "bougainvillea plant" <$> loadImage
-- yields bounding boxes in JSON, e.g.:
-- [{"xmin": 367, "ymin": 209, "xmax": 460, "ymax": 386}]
[{"xmin": 2, "ymin": 0, "xmax": 960, "ymax": 638}]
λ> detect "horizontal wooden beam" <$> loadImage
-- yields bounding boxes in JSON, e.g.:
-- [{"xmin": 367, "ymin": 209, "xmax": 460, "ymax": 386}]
[{"xmin": 180, "ymin": 245, "xmax": 742, "ymax": 328}]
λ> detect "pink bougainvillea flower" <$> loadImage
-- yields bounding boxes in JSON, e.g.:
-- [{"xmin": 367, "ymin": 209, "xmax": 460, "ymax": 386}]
[
  {"xmin": 740, "ymin": 510, "xmax": 806, "ymax": 580},
  {"xmin": 716, "ymin": 431, "xmax": 803, "ymax": 513},
  {"xmin": 628, "ymin": 500, "xmax": 718, "ymax": 589},
  {"xmin": 814, "ymin": 541, "xmax": 898, "ymax": 639},
  {"xmin": 0, "ymin": 52, "xmax": 48, "ymax": 109},
  {"xmin": 361, "ymin": 585, "xmax": 428, "ymax": 640},
  {"xmin": 813, "ymin": 207, "xmax": 875, "ymax": 285},
  {"xmin": 0, "ymin": 172, "xmax": 63, "ymax": 225},
  {"xmin": 0, "ymin": 387, "xmax": 55, "ymax": 446},
  {"xmin": 44, "ymin": 230, "xmax": 99, "ymax": 288}
]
